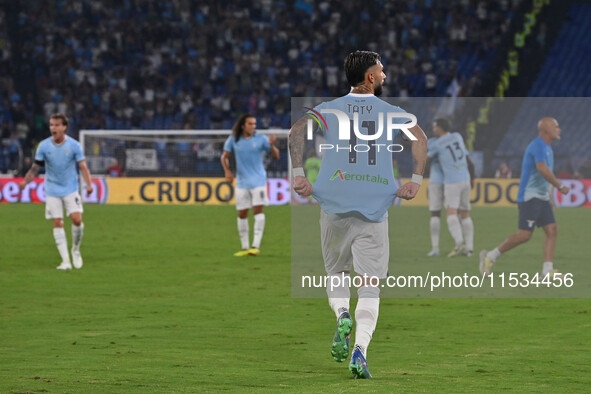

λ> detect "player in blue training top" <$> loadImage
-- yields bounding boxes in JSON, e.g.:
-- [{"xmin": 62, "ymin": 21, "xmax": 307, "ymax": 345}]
[
  {"xmin": 289, "ymin": 51, "xmax": 427, "ymax": 379},
  {"xmin": 427, "ymin": 119, "xmax": 475, "ymax": 257},
  {"xmin": 19, "ymin": 113, "xmax": 93, "ymax": 270},
  {"xmin": 221, "ymin": 114, "xmax": 280, "ymax": 257},
  {"xmin": 480, "ymin": 118, "xmax": 569, "ymax": 277},
  {"xmin": 426, "ymin": 135, "xmax": 445, "ymax": 257}
]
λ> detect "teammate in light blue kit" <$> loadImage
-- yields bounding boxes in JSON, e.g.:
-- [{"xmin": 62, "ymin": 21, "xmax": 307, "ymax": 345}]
[
  {"xmin": 427, "ymin": 119, "xmax": 475, "ymax": 257},
  {"xmin": 426, "ymin": 136, "xmax": 445, "ymax": 256},
  {"xmin": 480, "ymin": 118, "xmax": 569, "ymax": 277},
  {"xmin": 221, "ymin": 114, "xmax": 279, "ymax": 257},
  {"xmin": 289, "ymin": 51, "xmax": 427, "ymax": 379},
  {"xmin": 19, "ymin": 114, "xmax": 93, "ymax": 270}
]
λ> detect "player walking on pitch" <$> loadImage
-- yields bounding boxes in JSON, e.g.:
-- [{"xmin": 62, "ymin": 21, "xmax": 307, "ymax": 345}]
[
  {"xmin": 426, "ymin": 134, "xmax": 444, "ymax": 257},
  {"xmin": 221, "ymin": 114, "xmax": 280, "ymax": 256},
  {"xmin": 480, "ymin": 117, "xmax": 569, "ymax": 277},
  {"xmin": 290, "ymin": 51, "xmax": 427, "ymax": 378},
  {"xmin": 19, "ymin": 114, "xmax": 93, "ymax": 270},
  {"xmin": 427, "ymin": 119, "xmax": 475, "ymax": 257}
]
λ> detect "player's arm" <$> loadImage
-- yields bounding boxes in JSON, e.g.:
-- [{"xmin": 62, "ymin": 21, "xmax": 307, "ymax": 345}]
[
  {"xmin": 78, "ymin": 160, "xmax": 93, "ymax": 195},
  {"xmin": 18, "ymin": 161, "xmax": 43, "ymax": 190},
  {"xmin": 467, "ymin": 155, "xmax": 475, "ymax": 188},
  {"xmin": 220, "ymin": 151, "xmax": 233, "ymax": 183},
  {"xmin": 397, "ymin": 124, "xmax": 427, "ymax": 200},
  {"xmin": 536, "ymin": 162, "xmax": 569, "ymax": 195},
  {"xmin": 268, "ymin": 135, "xmax": 280, "ymax": 160},
  {"xmin": 289, "ymin": 116, "xmax": 313, "ymax": 197}
]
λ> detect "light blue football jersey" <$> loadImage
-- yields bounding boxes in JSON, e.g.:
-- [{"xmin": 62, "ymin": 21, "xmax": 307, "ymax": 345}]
[
  {"xmin": 35, "ymin": 136, "xmax": 85, "ymax": 197},
  {"xmin": 427, "ymin": 132, "xmax": 470, "ymax": 184},
  {"xmin": 310, "ymin": 93, "xmax": 410, "ymax": 222},
  {"xmin": 518, "ymin": 136, "xmax": 553, "ymax": 202},
  {"xmin": 427, "ymin": 138, "xmax": 444, "ymax": 184},
  {"xmin": 223, "ymin": 133, "xmax": 270, "ymax": 189}
]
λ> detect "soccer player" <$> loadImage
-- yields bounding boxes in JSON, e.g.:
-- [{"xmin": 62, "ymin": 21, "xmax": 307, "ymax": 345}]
[
  {"xmin": 426, "ymin": 136, "xmax": 444, "ymax": 257},
  {"xmin": 19, "ymin": 113, "xmax": 93, "ymax": 270},
  {"xmin": 221, "ymin": 114, "xmax": 280, "ymax": 256},
  {"xmin": 480, "ymin": 118, "xmax": 569, "ymax": 277},
  {"xmin": 289, "ymin": 51, "xmax": 427, "ymax": 379},
  {"xmin": 427, "ymin": 119, "xmax": 475, "ymax": 257}
]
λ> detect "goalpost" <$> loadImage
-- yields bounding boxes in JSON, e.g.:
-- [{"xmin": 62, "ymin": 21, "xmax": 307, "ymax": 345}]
[{"xmin": 79, "ymin": 129, "xmax": 290, "ymax": 178}]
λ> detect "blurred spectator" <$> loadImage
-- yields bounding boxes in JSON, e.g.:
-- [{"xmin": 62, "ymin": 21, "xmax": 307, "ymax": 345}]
[
  {"xmin": 494, "ymin": 162, "xmax": 512, "ymax": 178},
  {"xmin": 107, "ymin": 158, "xmax": 124, "ymax": 177}
]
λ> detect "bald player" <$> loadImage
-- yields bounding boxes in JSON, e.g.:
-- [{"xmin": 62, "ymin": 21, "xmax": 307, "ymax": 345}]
[{"xmin": 480, "ymin": 118, "xmax": 569, "ymax": 277}]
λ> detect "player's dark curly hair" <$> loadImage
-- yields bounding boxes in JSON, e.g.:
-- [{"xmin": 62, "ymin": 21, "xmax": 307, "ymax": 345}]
[
  {"xmin": 344, "ymin": 51, "xmax": 381, "ymax": 87},
  {"xmin": 232, "ymin": 113, "xmax": 255, "ymax": 142},
  {"xmin": 434, "ymin": 118, "xmax": 451, "ymax": 132}
]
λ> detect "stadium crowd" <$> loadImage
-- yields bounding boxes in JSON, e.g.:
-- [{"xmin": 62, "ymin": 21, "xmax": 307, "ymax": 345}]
[{"xmin": 0, "ymin": 0, "xmax": 520, "ymax": 173}]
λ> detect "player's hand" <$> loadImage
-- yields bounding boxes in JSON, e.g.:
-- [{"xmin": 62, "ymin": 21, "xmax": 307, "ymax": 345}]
[
  {"xmin": 18, "ymin": 180, "xmax": 27, "ymax": 191},
  {"xmin": 224, "ymin": 170, "xmax": 234, "ymax": 183},
  {"xmin": 396, "ymin": 182, "xmax": 420, "ymax": 200},
  {"xmin": 268, "ymin": 134, "xmax": 277, "ymax": 145},
  {"xmin": 559, "ymin": 185, "xmax": 569, "ymax": 195},
  {"xmin": 86, "ymin": 184, "xmax": 93, "ymax": 196},
  {"xmin": 293, "ymin": 175, "xmax": 313, "ymax": 197}
]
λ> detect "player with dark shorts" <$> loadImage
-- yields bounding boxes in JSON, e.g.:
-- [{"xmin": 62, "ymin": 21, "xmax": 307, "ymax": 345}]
[{"xmin": 480, "ymin": 118, "xmax": 569, "ymax": 277}]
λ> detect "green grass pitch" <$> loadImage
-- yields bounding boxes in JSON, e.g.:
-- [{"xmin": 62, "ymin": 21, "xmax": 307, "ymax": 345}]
[{"xmin": 1, "ymin": 204, "xmax": 590, "ymax": 392}]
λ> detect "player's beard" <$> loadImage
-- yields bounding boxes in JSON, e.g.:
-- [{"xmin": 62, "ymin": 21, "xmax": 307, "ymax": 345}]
[{"xmin": 374, "ymin": 83, "xmax": 383, "ymax": 96}]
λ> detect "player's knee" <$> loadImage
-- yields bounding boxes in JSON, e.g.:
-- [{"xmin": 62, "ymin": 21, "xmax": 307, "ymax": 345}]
[
  {"xmin": 71, "ymin": 217, "xmax": 82, "ymax": 226},
  {"xmin": 430, "ymin": 210, "xmax": 441, "ymax": 217},
  {"xmin": 546, "ymin": 224, "xmax": 558, "ymax": 238},
  {"xmin": 238, "ymin": 210, "xmax": 249, "ymax": 219},
  {"xmin": 520, "ymin": 231, "xmax": 533, "ymax": 243},
  {"xmin": 53, "ymin": 219, "xmax": 64, "ymax": 228}
]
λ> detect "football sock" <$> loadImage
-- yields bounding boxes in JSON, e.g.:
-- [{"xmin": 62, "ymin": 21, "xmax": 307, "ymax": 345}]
[
  {"xmin": 53, "ymin": 227, "xmax": 71, "ymax": 264},
  {"xmin": 461, "ymin": 217, "xmax": 474, "ymax": 251},
  {"xmin": 71, "ymin": 222, "xmax": 84, "ymax": 251},
  {"xmin": 354, "ymin": 286, "xmax": 380, "ymax": 358},
  {"xmin": 327, "ymin": 274, "xmax": 350, "ymax": 319},
  {"xmin": 446, "ymin": 215, "xmax": 464, "ymax": 246},
  {"xmin": 252, "ymin": 213, "xmax": 265, "ymax": 249},
  {"xmin": 543, "ymin": 262, "xmax": 553, "ymax": 273},
  {"xmin": 487, "ymin": 247, "xmax": 501, "ymax": 261},
  {"xmin": 237, "ymin": 217, "xmax": 249, "ymax": 250},
  {"xmin": 430, "ymin": 216, "xmax": 440, "ymax": 251}
]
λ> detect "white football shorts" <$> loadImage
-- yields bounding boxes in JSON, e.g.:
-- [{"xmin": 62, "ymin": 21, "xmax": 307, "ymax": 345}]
[
  {"xmin": 45, "ymin": 191, "xmax": 83, "ymax": 219},
  {"xmin": 320, "ymin": 210, "xmax": 389, "ymax": 279},
  {"xmin": 235, "ymin": 186, "xmax": 268, "ymax": 210},
  {"xmin": 428, "ymin": 182, "xmax": 444, "ymax": 211},
  {"xmin": 444, "ymin": 181, "xmax": 471, "ymax": 210}
]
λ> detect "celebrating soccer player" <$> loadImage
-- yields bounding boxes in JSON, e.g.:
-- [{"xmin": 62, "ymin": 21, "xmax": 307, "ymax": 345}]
[
  {"xmin": 427, "ymin": 119, "xmax": 475, "ymax": 257},
  {"xmin": 480, "ymin": 117, "xmax": 569, "ymax": 277},
  {"xmin": 290, "ymin": 51, "xmax": 427, "ymax": 379},
  {"xmin": 19, "ymin": 114, "xmax": 93, "ymax": 270},
  {"xmin": 221, "ymin": 114, "xmax": 280, "ymax": 256}
]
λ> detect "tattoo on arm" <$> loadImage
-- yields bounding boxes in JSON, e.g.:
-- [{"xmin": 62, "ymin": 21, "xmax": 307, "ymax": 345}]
[
  {"xmin": 25, "ymin": 163, "xmax": 40, "ymax": 184},
  {"xmin": 289, "ymin": 117, "xmax": 308, "ymax": 168}
]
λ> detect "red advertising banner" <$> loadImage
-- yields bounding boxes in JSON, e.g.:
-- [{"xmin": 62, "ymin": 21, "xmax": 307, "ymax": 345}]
[{"xmin": 554, "ymin": 179, "xmax": 591, "ymax": 207}]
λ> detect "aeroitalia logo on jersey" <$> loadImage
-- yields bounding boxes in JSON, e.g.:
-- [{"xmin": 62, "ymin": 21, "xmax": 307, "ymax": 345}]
[
  {"xmin": 329, "ymin": 169, "xmax": 389, "ymax": 185},
  {"xmin": 305, "ymin": 108, "xmax": 417, "ymax": 153}
]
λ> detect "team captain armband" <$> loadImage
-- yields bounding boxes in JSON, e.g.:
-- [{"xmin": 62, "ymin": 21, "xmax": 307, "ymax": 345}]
[{"xmin": 35, "ymin": 160, "xmax": 45, "ymax": 166}]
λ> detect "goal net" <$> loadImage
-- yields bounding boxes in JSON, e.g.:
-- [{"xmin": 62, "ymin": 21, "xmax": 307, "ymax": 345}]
[{"xmin": 79, "ymin": 129, "xmax": 289, "ymax": 178}]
